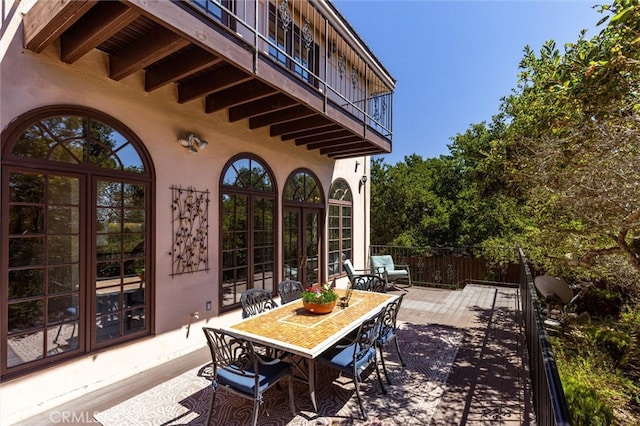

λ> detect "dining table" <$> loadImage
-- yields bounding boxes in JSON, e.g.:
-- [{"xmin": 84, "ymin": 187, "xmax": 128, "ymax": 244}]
[{"xmin": 221, "ymin": 288, "xmax": 399, "ymax": 412}]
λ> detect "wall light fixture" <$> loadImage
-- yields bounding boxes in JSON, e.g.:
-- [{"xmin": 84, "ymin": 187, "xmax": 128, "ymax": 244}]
[{"xmin": 178, "ymin": 133, "xmax": 208, "ymax": 154}]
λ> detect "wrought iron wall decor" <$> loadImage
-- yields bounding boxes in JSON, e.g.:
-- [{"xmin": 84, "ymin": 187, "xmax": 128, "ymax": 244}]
[{"xmin": 171, "ymin": 186, "xmax": 210, "ymax": 276}]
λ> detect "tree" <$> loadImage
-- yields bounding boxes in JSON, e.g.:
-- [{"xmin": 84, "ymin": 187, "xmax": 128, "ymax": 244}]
[{"xmin": 500, "ymin": 0, "xmax": 640, "ymax": 287}]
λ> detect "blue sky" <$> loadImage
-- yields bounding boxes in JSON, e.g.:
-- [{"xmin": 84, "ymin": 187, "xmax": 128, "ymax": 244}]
[{"xmin": 332, "ymin": 0, "xmax": 604, "ymax": 164}]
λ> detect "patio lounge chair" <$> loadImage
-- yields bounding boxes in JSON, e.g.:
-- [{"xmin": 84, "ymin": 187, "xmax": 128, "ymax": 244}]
[
  {"xmin": 370, "ymin": 255, "xmax": 412, "ymax": 290},
  {"xmin": 343, "ymin": 259, "xmax": 386, "ymax": 292}
]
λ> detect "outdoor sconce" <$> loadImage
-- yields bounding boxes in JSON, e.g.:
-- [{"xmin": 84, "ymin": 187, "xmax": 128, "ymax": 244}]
[
  {"xmin": 178, "ymin": 133, "xmax": 208, "ymax": 154},
  {"xmin": 359, "ymin": 175, "xmax": 367, "ymax": 193}
]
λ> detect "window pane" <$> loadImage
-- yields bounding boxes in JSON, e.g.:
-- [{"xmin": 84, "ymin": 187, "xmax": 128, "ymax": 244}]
[
  {"xmin": 97, "ymin": 181, "xmax": 122, "ymax": 207},
  {"xmin": 48, "ymin": 206, "xmax": 79, "ymax": 234},
  {"xmin": 9, "ymin": 205, "xmax": 45, "ymax": 235},
  {"xmin": 49, "ymin": 176, "xmax": 79, "ymax": 205},
  {"xmin": 48, "ymin": 235, "xmax": 79, "ymax": 264},
  {"xmin": 9, "ymin": 237, "xmax": 45, "ymax": 267},
  {"xmin": 9, "ymin": 172, "xmax": 44, "ymax": 203},
  {"xmin": 7, "ymin": 331, "xmax": 44, "ymax": 367},
  {"xmin": 48, "ymin": 265, "xmax": 79, "ymax": 293},
  {"xmin": 97, "ymin": 208, "xmax": 121, "ymax": 233},
  {"xmin": 8, "ymin": 269, "xmax": 44, "ymax": 299},
  {"xmin": 8, "ymin": 300, "xmax": 44, "ymax": 332}
]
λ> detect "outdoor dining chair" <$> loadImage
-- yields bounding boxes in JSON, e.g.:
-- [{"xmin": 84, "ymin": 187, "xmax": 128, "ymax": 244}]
[
  {"xmin": 277, "ymin": 279, "xmax": 305, "ymax": 304},
  {"xmin": 344, "ymin": 259, "xmax": 386, "ymax": 292},
  {"xmin": 377, "ymin": 293, "xmax": 405, "ymax": 385},
  {"xmin": 240, "ymin": 288, "xmax": 279, "ymax": 319},
  {"xmin": 315, "ymin": 308, "xmax": 387, "ymax": 420},
  {"xmin": 201, "ymin": 327, "xmax": 295, "ymax": 426}
]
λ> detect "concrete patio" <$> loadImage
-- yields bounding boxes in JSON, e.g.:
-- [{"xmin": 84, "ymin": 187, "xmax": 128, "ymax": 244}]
[{"xmin": 17, "ymin": 283, "xmax": 534, "ymax": 425}]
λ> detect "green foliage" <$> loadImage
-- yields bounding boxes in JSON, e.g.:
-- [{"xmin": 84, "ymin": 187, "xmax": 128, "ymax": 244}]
[{"xmin": 562, "ymin": 375, "xmax": 615, "ymax": 426}]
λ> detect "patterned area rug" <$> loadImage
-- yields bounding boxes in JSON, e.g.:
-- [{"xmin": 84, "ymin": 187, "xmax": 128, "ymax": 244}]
[{"xmin": 94, "ymin": 323, "xmax": 462, "ymax": 425}]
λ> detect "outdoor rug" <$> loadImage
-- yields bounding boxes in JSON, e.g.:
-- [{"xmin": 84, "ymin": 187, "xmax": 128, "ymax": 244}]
[{"xmin": 94, "ymin": 322, "xmax": 463, "ymax": 425}]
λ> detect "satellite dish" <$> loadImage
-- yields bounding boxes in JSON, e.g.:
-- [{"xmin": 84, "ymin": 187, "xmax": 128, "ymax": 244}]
[{"xmin": 534, "ymin": 275, "xmax": 573, "ymax": 306}]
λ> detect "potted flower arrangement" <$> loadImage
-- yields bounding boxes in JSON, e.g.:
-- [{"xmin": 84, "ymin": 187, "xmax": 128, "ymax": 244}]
[{"xmin": 302, "ymin": 281, "xmax": 338, "ymax": 314}]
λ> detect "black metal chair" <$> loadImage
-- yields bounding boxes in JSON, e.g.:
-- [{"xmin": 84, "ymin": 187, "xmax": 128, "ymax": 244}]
[
  {"xmin": 316, "ymin": 309, "xmax": 387, "ymax": 420},
  {"xmin": 202, "ymin": 327, "xmax": 295, "ymax": 426},
  {"xmin": 277, "ymin": 279, "xmax": 305, "ymax": 304},
  {"xmin": 351, "ymin": 274, "xmax": 386, "ymax": 292},
  {"xmin": 240, "ymin": 288, "xmax": 278, "ymax": 319},
  {"xmin": 377, "ymin": 294, "xmax": 405, "ymax": 385}
]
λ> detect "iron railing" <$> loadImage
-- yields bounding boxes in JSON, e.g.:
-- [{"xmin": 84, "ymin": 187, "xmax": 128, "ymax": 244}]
[
  {"xmin": 519, "ymin": 248, "xmax": 572, "ymax": 426},
  {"xmin": 369, "ymin": 245, "xmax": 521, "ymax": 288},
  {"xmin": 188, "ymin": 0, "xmax": 394, "ymax": 140},
  {"xmin": 369, "ymin": 245, "xmax": 572, "ymax": 425}
]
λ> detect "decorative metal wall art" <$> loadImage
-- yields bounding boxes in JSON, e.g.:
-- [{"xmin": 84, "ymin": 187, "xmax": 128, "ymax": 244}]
[{"xmin": 171, "ymin": 186, "xmax": 210, "ymax": 276}]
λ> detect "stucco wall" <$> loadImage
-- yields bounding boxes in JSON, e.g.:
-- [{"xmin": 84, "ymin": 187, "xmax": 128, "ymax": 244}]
[{"xmin": 0, "ymin": 2, "xmax": 371, "ymax": 423}]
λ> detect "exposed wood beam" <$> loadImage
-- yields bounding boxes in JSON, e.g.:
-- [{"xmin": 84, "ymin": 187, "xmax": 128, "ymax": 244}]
[
  {"xmin": 204, "ymin": 80, "xmax": 277, "ymax": 113},
  {"xmin": 145, "ymin": 48, "xmax": 222, "ymax": 91},
  {"xmin": 249, "ymin": 105, "xmax": 315, "ymax": 129},
  {"xmin": 280, "ymin": 124, "xmax": 341, "ymax": 141},
  {"xmin": 23, "ymin": 0, "xmax": 97, "ymax": 53},
  {"xmin": 270, "ymin": 116, "xmax": 333, "ymax": 137},
  {"xmin": 306, "ymin": 136, "xmax": 363, "ymax": 150},
  {"xmin": 331, "ymin": 148, "xmax": 383, "ymax": 159},
  {"xmin": 110, "ymin": 27, "xmax": 189, "ymax": 81},
  {"xmin": 228, "ymin": 94, "xmax": 296, "ymax": 122},
  {"xmin": 294, "ymin": 130, "xmax": 352, "ymax": 145},
  {"xmin": 178, "ymin": 64, "xmax": 251, "ymax": 103},
  {"xmin": 60, "ymin": 2, "xmax": 139, "ymax": 63},
  {"xmin": 321, "ymin": 141, "xmax": 373, "ymax": 155}
]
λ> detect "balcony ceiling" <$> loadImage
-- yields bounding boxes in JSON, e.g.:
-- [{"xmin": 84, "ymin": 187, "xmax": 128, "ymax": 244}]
[{"xmin": 22, "ymin": 0, "xmax": 392, "ymax": 159}]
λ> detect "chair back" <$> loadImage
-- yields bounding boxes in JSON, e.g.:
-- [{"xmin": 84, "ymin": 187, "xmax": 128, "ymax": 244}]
[
  {"xmin": 370, "ymin": 254, "xmax": 395, "ymax": 272},
  {"xmin": 352, "ymin": 275, "xmax": 385, "ymax": 292},
  {"xmin": 343, "ymin": 259, "xmax": 356, "ymax": 280},
  {"xmin": 353, "ymin": 309, "xmax": 384, "ymax": 366},
  {"xmin": 378, "ymin": 294, "xmax": 404, "ymax": 344},
  {"xmin": 278, "ymin": 279, "xmax": 305, "ymax": 304},
  {"xmin": 202, "ymin": 327, "xmax": 259, "ymax": 390},
  {"xmin": 240, "ymin": 288, "xmax": 278, "ymax": 318}
]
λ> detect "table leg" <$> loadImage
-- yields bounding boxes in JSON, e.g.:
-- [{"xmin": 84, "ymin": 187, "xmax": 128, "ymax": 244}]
[{"xmin": 309, "ymin": 359, "xmax": 318, "ymax": 412}]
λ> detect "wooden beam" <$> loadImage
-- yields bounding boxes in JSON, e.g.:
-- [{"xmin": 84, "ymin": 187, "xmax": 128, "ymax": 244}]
[
  {"xmin": 321, "ymin": 141, "xmax": 372, "ymax": 155},
  {"xmin": 228, "ymin": 94, "xmax": 296, "ymax": 122},
  {"xmin": 280, "ymin": 124, "xmax": 341, "ymax": 141},
  {"xmin": 249, "ymin": 105, "xmax": 315, "ymax": 129},
  {"xmin": 293, "ymin": 130, "xmax": 352, "ymax": 145},
  {"xmin": 204, "ymin": 80, "xmax": 276, "ymax": 113},
  {"xmin": 146, "ymin": 48, "xmax": 222, "ymax": 91},
  {"xmin": 178, "ymin": 65, "xmax": 251, "ymax": 104},
  {"xmin": 60, "ymin": 2, "xmax": 139, "ymax": 63},
  {"xmin": 270, "ymin": 116, "xmax": 333, "ymax": 137},
  {"xmin": 23, "ymin": 0, "xmax": 97, "ymax": 53},
  {"xmin": 305, "ymin": 136, "xmax": 362, "ymax": 150},
  {"xmin": 110, "ymin": 26, "xmax": 189, "ymax": 81}
]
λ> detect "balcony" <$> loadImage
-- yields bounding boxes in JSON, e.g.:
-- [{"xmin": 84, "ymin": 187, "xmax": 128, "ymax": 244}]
[{"xmin": 22, "ymin": 0, "xmax": 394, "ymax": 159}]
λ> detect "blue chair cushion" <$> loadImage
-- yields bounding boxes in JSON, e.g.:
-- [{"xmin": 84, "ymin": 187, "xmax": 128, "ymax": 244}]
[
  {"xmin": 216, "ymin": 359, "xmax": 289, "ymax": 396},
  {"xmin": 318, "ymin": 343, "xmax": 376, "ymax": 375}
]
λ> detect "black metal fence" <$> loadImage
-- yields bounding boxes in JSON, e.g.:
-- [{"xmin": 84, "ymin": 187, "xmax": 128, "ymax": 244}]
[
  {"xmin": 369, "ymin": 245, "xmax": 571, "ymax": 425},
  {"xmin": 519, "ymin": 248, "xmax": 572, "ymax": 426}
]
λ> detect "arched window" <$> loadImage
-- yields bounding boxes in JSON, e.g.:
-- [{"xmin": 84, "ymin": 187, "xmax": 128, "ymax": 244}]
[
  {"xmin": 1, "ymin": 106, "xmax": 153, "ymax": 377},
  {"xmin": 283, "ymin": 169, "xmax": 324, "ymax": 287},
  {"xmin": 220, "ymin": 155, "xmax": 276, "ymax": 311},
  {"xmin": 328, "ymin": 179, "xmax": 353, "ymax": 277}
]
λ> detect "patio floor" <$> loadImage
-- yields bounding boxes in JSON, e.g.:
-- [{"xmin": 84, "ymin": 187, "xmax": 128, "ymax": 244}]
[{"xmin": 18, "ymin": 283, "xmax": 534, "ymax": 425}]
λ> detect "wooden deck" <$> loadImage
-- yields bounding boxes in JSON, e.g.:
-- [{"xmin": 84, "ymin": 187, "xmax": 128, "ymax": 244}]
[{"xmin": 18, "ymin": 283, "xmax": 534, "ymax": 425}]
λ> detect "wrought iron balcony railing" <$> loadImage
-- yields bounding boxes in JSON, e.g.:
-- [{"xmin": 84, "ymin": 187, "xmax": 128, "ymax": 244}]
[{"xmin": 189, "ymin": 0, "xmax": 394, "ymax": 141}]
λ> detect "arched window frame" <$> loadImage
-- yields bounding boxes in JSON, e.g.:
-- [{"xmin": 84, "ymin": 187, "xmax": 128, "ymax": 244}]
[
  {"xmin": 219, "ymin": 154, "xmax": 277, "ymax": 312},
  {"xmin": 0, "ymin": 105, "xmax": 154, "ymax": 378}
]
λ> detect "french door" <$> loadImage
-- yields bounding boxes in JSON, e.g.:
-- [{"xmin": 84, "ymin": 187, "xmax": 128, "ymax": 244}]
[{"xmin": 283, "ymin": 207, "xmax": 322, "ymax": 287}]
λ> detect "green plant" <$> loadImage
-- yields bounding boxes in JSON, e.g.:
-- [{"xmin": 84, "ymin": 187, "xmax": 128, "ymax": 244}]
[
  {"xmin": 302, "ymin": 282, "xmax": 338, "ymax": 304},
  {"xmin": 562, "ymin": 375, "xmax": 615, "ymax": 426}
]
